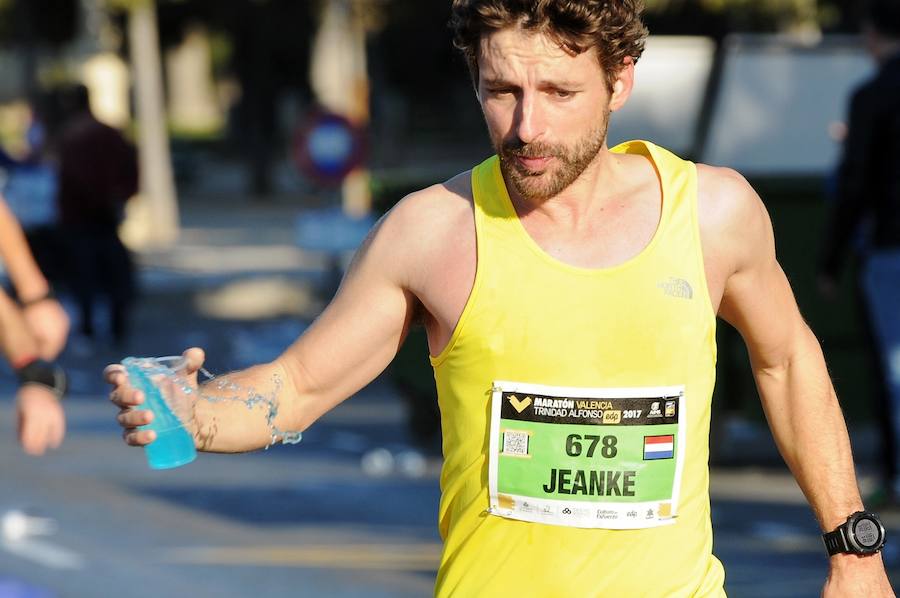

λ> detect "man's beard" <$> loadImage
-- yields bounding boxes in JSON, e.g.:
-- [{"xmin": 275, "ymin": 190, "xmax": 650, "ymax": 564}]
[{"xmin": 495, "ymin": 119, "xmax": 608, "ymax": 203}]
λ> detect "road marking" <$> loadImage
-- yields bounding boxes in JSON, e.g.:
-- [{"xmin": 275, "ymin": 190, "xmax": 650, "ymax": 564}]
[
  {"xmin": 1, "ymin": 538, "xmax": 85, "ymax": 570},
  {"xmin": 165, "ymin": 543, "xmax": 442, "ymax": 571}
]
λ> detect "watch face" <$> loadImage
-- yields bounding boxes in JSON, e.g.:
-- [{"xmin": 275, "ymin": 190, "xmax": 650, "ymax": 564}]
[{"xmin": 853, "ymin": 517, "xmax": 882, "ymax": 548}]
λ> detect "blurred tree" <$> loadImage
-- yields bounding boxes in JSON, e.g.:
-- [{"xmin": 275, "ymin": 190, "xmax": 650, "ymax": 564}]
[
  {"xmin": 107, "ymin": 0, "xmax": 178, "ymax": 247},
  {"xmin": 0, "ymin": 0, "xmax": 79, "ymax": 97},
  {"xmin": 644, "ymin": 0, "xmax": 862, "ymax": 36},
  {"xmin": 820, "ymin": 0, "xmax": 865, "ymax": 32},
  {"xmin": 371, "ymin": 0, "xmax": 484, "ymax": 150},
  {"xmin": 153, "ymin": 0, "xmax": 316, "ymax": 197}
]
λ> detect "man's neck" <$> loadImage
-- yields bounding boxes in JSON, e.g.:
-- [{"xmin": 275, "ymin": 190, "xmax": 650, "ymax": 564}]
[{"xmin": 506, "ymin": 145, "xmax": 629, "ymax": 225}]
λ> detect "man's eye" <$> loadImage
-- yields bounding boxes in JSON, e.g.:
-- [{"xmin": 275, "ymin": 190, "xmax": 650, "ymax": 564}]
[
  {"xmin": 489, "ymin": 88, "xmax": 512, "ymax": 96},
  {"xmin": 554, "ymin": 90, "xmax": 574, "ymax": 99}
]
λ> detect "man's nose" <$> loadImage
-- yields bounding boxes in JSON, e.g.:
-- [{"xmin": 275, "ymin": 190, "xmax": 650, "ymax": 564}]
[{"xmin": 513, "ymin": 93, "xmax": 545, "ymax": 144}]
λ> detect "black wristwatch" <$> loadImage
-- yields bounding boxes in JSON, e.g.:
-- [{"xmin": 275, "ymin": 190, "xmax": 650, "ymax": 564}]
[
  {"xmin": 15, "ymin": 359, "xmax": 67, "ymax": 399},
  {"xmin": 822, "ymin": 511, "xmax": 886, "ymax": 556}
]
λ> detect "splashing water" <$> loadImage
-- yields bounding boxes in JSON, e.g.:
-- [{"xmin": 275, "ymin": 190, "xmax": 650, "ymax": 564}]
[
  {"xmin": 124, "ymin": 356, "xmax": 303, "ymax": 452},
  {"xmin": 192, "ymin": 366, "xmax": 303, "ymax": 449}
]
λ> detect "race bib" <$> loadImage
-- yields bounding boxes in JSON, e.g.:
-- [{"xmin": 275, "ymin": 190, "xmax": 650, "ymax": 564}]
[{"xmin": 487, "ymin": 380, "xmax": 686, "ymax": 530}]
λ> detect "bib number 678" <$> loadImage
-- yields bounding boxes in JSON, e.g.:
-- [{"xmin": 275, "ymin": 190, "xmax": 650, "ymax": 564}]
[{"xmin": 565, "ymin": 434, "xmax": 618, "ymax": 459}]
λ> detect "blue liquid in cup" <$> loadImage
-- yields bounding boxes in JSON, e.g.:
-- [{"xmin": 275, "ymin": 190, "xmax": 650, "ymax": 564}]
[{"xmin": 124, "ymin": 361, "xmax": 197, "ymax": 470}]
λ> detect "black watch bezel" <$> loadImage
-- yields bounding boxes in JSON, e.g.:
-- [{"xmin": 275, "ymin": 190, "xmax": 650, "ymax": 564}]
[{"xmin": 823, "ymin": 511, "xmax": 886, "ymax": 556}]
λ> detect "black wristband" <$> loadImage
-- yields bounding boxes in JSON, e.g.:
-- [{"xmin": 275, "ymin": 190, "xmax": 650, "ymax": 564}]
[
  {"xmin": 15, "ymin": 359, "xmax": 67, "ymax": 399},
  {"xmin": 19, "ymin": 288, "xmax": 56, "ymax": 308}
]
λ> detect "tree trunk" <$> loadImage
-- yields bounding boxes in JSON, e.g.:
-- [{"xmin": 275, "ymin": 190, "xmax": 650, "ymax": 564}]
[{"xmin": 127, "ymin": 1, "xmax": 178, "ymax": 248}]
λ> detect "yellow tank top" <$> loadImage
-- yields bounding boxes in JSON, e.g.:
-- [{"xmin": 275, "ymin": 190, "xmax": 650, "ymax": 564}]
[{"xmin": 430, "ymin": 141, "xmax": 725, "ymax": 597}]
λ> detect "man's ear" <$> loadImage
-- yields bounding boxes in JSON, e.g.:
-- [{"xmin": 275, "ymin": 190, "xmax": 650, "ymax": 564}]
[{"xmin": 609, "ymin": 56, "xmax": 635, "ymax": 113}]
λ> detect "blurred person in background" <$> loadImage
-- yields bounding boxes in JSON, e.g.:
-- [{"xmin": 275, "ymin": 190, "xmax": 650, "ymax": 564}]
[
  {"xmin": 108, "ymin": 1, "xmax": 893, "ymax": 595},
  {"xmin": 0, "ymin": 93, "xmax": 66, "ymax": 288},
  {"xmin": 55, "ymin": 84, "xmax": 138, "ymax": 345},
  {"xmin": 819, "ymin": 0, "xmax": 900, "ymax": 508},
  {"xmin": 0, "ymin": 193, "xmax": 68, "ymax": 455}
]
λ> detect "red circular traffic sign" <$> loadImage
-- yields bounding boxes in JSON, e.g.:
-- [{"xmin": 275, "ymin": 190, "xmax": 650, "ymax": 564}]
[{"xmin": 293, "ymin": 111, "xmax": 366, "ymax": 184}]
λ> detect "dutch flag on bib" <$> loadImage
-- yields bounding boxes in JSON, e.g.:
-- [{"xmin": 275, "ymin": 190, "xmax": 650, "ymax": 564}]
[{"xmin": 643, "ymin": 435, "xmax": 675, "ymax": 460}]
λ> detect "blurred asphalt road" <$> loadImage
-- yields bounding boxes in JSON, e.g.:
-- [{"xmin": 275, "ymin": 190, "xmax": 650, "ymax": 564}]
[{"xmin": 0, "ymin": 195, "xmax": 898, "ymax": 597}]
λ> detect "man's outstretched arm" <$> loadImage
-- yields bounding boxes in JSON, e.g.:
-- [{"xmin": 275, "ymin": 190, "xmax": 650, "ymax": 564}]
[
  {"xmin": 107, "ymin": 191, "xmax": 437, "ymax": 453},
  {"xmin": 711, "ymin": 170, "xmax": 893, "ymax": 597}
]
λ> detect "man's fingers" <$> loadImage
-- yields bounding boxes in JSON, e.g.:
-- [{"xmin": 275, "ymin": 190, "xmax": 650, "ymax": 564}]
[
  {"xmin": 20, "ymin": 417, "xmax": 47, "ymax": 456},
  {"xmin": 117, "ymin": 408, "xmax": 153, "ymax": 428},
  {"xmin": 110, "ymin": 387, "xmax": 144, "ymax": 408},
  {"xmin": 15, "ymin": 387, "xmax": 65, "ymax": 455},
  {"xmin": 182, "ymin": 347, "xmax": 206, "ymax": 375},
  {"xmin": 105, "ymin": 367, "xmax": 144, "ymax": 407},
  {"xmin": 122, "ymin": 428, "xmax": 156, "ymax": 446},
  {"xmin": 118, "ymin": 404, "xmax": 155, "ymax": 446},
  {"xmin": 103, "ymin": 364, "xmax": 125, "ymax": 384}
]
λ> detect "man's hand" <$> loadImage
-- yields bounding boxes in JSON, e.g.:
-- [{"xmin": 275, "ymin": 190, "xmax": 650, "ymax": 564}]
[
  {"xmin": 104, "ymin": 348, "xmax": 206, "ymax": 447},
  {"xmin": 823, "ymin": 554, "xmax": 895, "ymax": 597},
  {"xmin": 16, "ymin": 384, "xmax": 65, "ymax": 456},
  {"xmin": 22, "ymin": 298, "xmax": 69, "ymax": 360}
]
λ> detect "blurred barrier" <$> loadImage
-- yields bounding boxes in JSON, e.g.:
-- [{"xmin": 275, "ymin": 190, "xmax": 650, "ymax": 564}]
[
  {"xmin": 609, "ymin": 33, "xmax": 873, "ymax": 176},
  {"xmin": 608, "ymin": 36, "xmax": 716, "ymax": 158},
  {"xmin": 701, "ymin": 34, "xmax": 872, "ymax": 176}
]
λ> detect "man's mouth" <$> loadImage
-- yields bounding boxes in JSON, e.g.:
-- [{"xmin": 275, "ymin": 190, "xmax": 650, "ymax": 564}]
[{"xmin": 515, "ymin": 156, "xmax": 552, "ymax": 171}]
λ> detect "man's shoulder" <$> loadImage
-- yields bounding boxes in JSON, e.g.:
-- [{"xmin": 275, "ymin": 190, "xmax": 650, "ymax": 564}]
[
  {"xmin": 695, "ymin": 163, "xmax": 769, "ymax": 257},
  {"xmin": 406, "ymin": 170, "xmax": 473, "ymax": 207},
  {"xmin": 383, "ymin": 170, "xmax": 474, "ymax": 232},
  {"xmin": 695, "ymin": 161, "xmax": 753, "ymax": 191},
  {"xmin": 368, "ymin": 170, "xmax": 475, "ymax": 257},
  {"xmin": 369, "ymin": 170, "xmax": 476, "ymax": 288}
]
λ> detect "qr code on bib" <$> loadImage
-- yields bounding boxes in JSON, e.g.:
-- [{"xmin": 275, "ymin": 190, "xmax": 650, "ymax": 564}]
[{"xmin": 502, "ymin": 430, "xmax": 530, "ymax": 456}]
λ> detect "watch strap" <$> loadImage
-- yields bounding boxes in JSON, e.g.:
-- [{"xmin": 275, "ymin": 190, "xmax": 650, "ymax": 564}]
[
  {"xmin": 823, "ymin": 527, "xmax": 849, "ymax": 555},
  {"xmin": 15, "ymin": 359, "xmax": 68, "ymax": 399}
]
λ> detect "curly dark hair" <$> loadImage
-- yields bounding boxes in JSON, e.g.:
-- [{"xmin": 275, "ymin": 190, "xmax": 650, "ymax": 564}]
[{"xmin": 449, "ymin": 0, "xmax": 648, "ymax": 92}]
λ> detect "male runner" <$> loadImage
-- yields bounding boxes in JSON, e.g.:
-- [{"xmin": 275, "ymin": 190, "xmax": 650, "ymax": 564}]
[{"xmin": 107, "ymin": 1, "xmax": 894, "ymax": 595}]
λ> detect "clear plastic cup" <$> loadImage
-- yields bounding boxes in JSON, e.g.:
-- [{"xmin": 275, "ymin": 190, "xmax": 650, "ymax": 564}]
[{"xmin": 121, "ymin": 355, "xmax": 197, "ymax": 470}]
